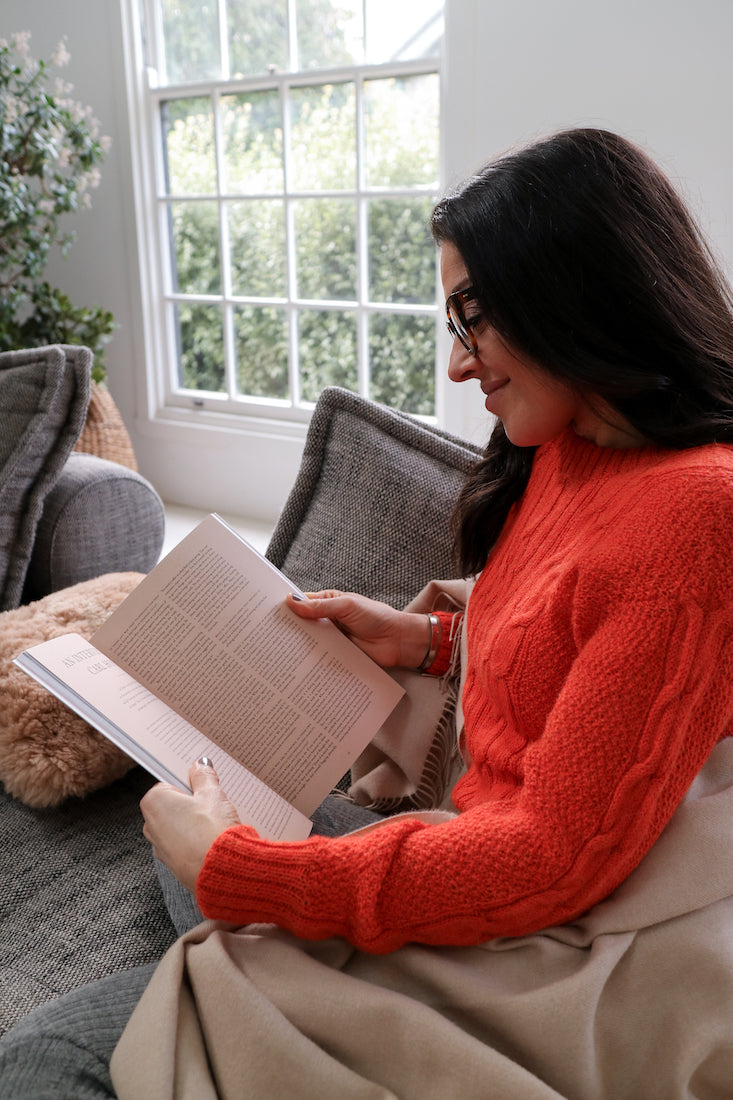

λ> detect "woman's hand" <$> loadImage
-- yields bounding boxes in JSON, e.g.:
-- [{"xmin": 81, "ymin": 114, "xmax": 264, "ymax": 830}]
[
  {"xmin": 140, "ymin": 758, "xmax": 241, "ymax": 893},
  {"xmin": 286, "ymin": 590, "xmax": 431, "ymax": 669}
]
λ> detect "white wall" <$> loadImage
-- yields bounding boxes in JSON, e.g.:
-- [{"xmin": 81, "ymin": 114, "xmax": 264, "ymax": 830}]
[
  {"xmin": 442, "ymin": 0, "xmax": 733, "ymax": 441},
  {"xmin": 5, "ymin": 0, "xmax": 733, "ymax": 513},
  {"xmin": 3, "ymin": 0, "xmax": 144, "ymax": 475}
]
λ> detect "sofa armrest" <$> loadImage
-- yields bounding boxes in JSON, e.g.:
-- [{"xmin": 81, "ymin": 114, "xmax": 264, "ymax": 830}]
[{"xmin": 22, "ymin": 451, "xmax": 165, "ymax": 603}]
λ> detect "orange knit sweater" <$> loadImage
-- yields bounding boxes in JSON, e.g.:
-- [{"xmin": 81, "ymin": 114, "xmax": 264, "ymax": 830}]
[{"xmin": 197, "ymin": 430, "xmax": 733, "ymax": 953}]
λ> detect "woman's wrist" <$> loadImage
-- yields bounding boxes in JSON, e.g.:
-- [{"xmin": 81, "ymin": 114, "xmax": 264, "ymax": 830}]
[{"xmin": 399, "ymin": 612, "xmax": 437, "ymax": 669}]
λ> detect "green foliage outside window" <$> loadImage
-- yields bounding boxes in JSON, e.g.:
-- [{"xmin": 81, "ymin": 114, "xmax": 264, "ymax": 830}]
[
  {"xmin": 157, "ymin": 4, "xmax": 440, "ymax": 416},
  {"xmin": 175, "ymin": 302, "xmax": 225, "ymax": 391},
  {"xmin": 160, "ymin": 0, "xmax": 361, "ymax": 83}
]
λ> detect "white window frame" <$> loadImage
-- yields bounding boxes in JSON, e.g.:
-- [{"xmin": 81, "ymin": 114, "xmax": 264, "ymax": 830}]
[{"xmin": 123, "ymin": 0, "xmax": 447, "ymax": 443}]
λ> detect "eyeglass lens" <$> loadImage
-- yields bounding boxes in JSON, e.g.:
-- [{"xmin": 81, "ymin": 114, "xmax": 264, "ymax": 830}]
[{"xmin": 446, "ymin": 290, "xmax": 478, "ymax": 354}]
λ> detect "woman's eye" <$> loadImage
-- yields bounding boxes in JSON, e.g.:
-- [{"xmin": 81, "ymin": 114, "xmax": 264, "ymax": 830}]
[{"xmin": 465, "ymin": 310, "xmax": 484, "ymax": 329}]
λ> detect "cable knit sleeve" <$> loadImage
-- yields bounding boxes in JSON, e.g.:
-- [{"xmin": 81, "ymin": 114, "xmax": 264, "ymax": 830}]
[{"xmin": 196, "ymin": 450, "xmax": 733, "ymax": 953}]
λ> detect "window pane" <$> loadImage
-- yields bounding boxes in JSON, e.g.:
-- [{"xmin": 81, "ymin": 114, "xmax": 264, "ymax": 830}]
[
  {"xmin": 161, "ymin": 0, "xmax": 220, "ymax": 84},
  {"xmin": 221, "ymin": 92, "xmax": 283, "ymax": 194},
  {"xmin": 228, "ymin": 0, "xmax": 288, "ymax": 77},
  {"xmin": 290, "ymin": 84, "xmax": 356, "ymax": 191},
  {"xmin": 162, "ymin": 99, "xmax": 217, "ymax": 194},
  {"xmin": 365, "ymin": 75, "xmax": 439, "ymax": 188},
  {"xmin": 170, "ymin": 202, "xmax": 220, "ymax": 294},
  {"xmin": 294, "ymin": 199, "xmax": 356, "ymax": 300},
  {"xmin": 229, "ymin": 201, "xmax": 287, "ymax": 297},
  {"xmin": 296, "ymin": 0, "xmax": 363, "ymax": 69},
  {"xmin": 369, "ymin": 312, "xmax": 435, "ymax": 416},
  {"xmin": 149, "ymin": 1, "xmax": 441, "ymax": 415},
  {"xmin": 298, "ymin": 310, "xmax": 357, "ymax": 402},
  {"xmin": 368, "ymin": 197, "xmax": 436, "ymax": 305},
  {"xmin": 174, "ymin": 303, "xmax": 225, "ymax": 391},
  {"xmin": 364, "ymin": 0, "xmax": 443, "ymax": 63},
  {"xmin": 235, "ymin": 306, "xmax": 289, "ymax": 398}
]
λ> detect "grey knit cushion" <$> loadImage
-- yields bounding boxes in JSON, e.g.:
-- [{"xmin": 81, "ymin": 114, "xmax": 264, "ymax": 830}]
[
  {"xmin": 0, "ymin": 346, "xmax": 91, "ymax": 610},
  {"xmin": 266, "ymin": 387, "xmax": 482, "ymax": 607}
]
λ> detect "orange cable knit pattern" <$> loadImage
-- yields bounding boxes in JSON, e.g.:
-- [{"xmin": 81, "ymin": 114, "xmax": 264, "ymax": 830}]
[{"xmin": 197, "ymin": 430, "xmax": 733, "ymax": 953}]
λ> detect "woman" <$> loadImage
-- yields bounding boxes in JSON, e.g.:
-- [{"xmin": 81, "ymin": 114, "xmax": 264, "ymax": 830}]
[
  {"xmin": 4, "ymin": 127, "xmax": 733, "ymax": 1096},
  {"xmin": 141, "ymin": 127, "xmax": 733, "ymax": 950}
]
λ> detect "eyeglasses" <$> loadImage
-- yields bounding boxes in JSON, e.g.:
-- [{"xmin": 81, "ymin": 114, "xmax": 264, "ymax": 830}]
[{"xmin": 445, "ymin": 287, "xmax": 480, "ymax": 356}]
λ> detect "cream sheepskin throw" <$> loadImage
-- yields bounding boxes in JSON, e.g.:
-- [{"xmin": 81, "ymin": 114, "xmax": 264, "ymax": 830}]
[{"xmin": 0, "ymin": 573, "xmax": 144, "ymax": 808}]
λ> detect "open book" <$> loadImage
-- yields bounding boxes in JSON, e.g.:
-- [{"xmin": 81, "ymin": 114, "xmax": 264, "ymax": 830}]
[{"xmin": 14, "ymin": 514, "xmax": 404, "ymax": 841}]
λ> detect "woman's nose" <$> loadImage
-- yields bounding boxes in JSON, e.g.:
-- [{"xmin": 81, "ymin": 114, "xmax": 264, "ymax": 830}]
[{"xmin": 447, "ymin": 338, "xmax": 480, "ymax": 383}]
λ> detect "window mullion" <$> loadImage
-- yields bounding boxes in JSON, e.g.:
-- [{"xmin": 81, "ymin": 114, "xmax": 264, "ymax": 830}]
[
  {"xmin": 217, "ymin": 0, "xmax": 230, "ymax": 79},
  {"xmin": 355, "ymin": 73, "xmax": 369, "ymax": 399},
  {"xmin": 144, "ymin": 0, "xmax": 167, "ymax": 86},
  {"xmin": 287, "ymin": 0, "xmax": 298, "ymax": 71},
  {"xmin": 281, "ymin": 79, "xmax": 300, "ymax": 407},
  {"xmin": 211, "ymin": 89, "xmax": 235, "ymax": 399}
]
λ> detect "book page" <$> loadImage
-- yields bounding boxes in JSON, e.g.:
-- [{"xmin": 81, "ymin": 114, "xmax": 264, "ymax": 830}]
[
  {"xmin": 91, "ymin": 514, "xmax": 404, "ymax": 816},
  {"xmin": 15, "ymin": 634, "xmax": 312, "ymax": 842}
]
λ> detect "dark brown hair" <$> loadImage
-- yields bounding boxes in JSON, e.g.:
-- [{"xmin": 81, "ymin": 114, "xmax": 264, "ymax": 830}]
[{"xmin": 432, "ymin": 128, "xmax": 733, "ymax": 575}]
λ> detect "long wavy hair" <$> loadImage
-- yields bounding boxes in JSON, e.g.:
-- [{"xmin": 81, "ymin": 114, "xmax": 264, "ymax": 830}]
[{"xmin": 431, "ymin": 128, "xmax": 733, "ymax": 576}]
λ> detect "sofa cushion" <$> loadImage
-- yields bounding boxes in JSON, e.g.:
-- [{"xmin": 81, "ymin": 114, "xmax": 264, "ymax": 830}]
[
  {"xmin": 0, "ymin": 573, "xmax": 143, "ymax": 808},
  {"xmin": 0, "ymin": 766, "xmax": 173, "ymax": 1034},
  {"xmin": 266, "ymin": 387, "xmax": 483, "ymax": 608},
  {"xmin": 0, "ymin": 346, "xmax": 91, "ymax": 610}
]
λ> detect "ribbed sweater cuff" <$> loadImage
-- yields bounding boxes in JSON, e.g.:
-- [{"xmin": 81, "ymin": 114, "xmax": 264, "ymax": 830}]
[
  {"xmin": 423, "ymin": 610, "xmax": 462, "ymax": 676},
  {"xmin": 195, "ymin": 826, "xmax": 348, "ymax": 939}
]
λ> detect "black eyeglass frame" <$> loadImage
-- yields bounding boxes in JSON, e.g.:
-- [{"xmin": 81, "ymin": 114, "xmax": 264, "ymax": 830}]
[{"xmin": 445, "ymin": 286, "xmax": 480, "ymax": 356}]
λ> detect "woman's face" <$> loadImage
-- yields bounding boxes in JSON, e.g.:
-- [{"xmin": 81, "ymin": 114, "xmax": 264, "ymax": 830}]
[{"xmin": 440, "ymin": 242, "xmax": 587, "ymax": 448}]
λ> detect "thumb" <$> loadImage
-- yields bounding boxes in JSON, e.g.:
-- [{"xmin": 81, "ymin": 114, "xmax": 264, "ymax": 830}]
[
  {"xmin": 286, "ymin": 591, "xmax": 322, "ymax": 617},
  {"xmin": 189, "ymin": 755, "xmax": 220, "ymax": 790},
  {"xmin": 287, "ymin": 591, "xmax": 348, "ymax": 621},
  {"xmin": 189, "ymin": 756, "xmax": 241, "ymax": 829}
]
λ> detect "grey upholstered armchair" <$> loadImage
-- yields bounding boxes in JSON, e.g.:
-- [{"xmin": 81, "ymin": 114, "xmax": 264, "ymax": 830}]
[{"xmin": 0, "ymin": 383, "xmax": 480, "ymax": 1034}]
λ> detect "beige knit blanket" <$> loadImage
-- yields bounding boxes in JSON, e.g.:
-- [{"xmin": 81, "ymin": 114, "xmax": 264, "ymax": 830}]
[{"xmin": 111, "ymin": 736, "xmax": 733, "ymax": 1098}]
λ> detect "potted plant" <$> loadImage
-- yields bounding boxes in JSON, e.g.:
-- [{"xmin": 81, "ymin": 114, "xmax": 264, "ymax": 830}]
[{"xmin": 0, "ymin": 31, "xmax": 115, "ymax": 382}]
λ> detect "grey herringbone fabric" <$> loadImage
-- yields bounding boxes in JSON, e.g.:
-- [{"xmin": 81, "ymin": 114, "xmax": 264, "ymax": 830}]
[{"xmin": 267, "ymin": 387, "xmax": 482, "ymax": 606}]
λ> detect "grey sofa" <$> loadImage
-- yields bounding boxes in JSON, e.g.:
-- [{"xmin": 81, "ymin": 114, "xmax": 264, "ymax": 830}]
[{"xmin": 0, "ymin": 380, "xmax": 482, "ymax": 1034}]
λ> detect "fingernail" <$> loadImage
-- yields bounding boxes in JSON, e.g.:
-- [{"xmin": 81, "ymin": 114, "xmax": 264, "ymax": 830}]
[
  {"xmin": 290, "ymin": 592, "xmax": 304, "ymax": 602},
  {"xmin": 197, "ymin": 756, "xmax": 213, "ymax": 768}
]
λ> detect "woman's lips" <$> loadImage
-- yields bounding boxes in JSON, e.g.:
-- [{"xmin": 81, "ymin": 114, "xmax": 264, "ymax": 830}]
[{"xmin": 483, "ymin": 379, "xmax": 509, "ymax": 411}]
